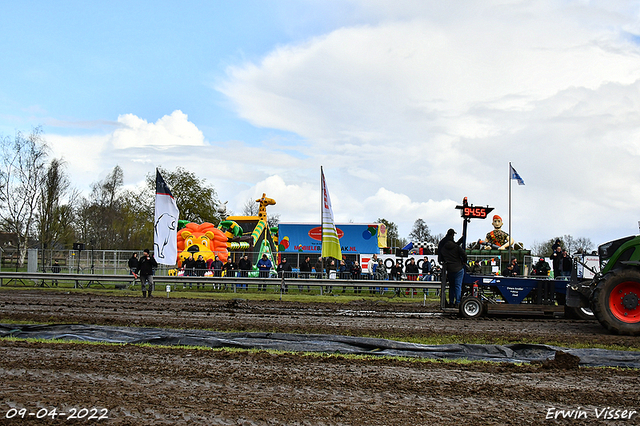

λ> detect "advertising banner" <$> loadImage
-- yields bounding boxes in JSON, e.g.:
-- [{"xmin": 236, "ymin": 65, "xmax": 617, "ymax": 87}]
[{"xmin": 278, "ymin": 223, "xmax": 380, "ymax": 254}]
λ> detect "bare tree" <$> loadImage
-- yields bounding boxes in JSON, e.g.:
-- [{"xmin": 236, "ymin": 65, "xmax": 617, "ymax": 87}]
[
  {"xmin": 242, "ymin": 198, "xmax": 260, "ymax": 216},
  {"xmin": 267, "ymin": 213, "xmax": 280, "ymax": 229},
  {"xmin": 530, "ymin": 235, "xmax": 595, "ymax": 257},
  {"xmin": 76, "ymin": 166, "xmax": 126, "ymax": 249},
  {"xmin": 38, "ymin": 158, "xmax": 77, "ymax": 250},
  {"xmin": 0, "ymin": 127, "xmax": 49, "ymax": 267},
  {"xmin": 574, "ymin": 237, "xmax": 595, "ymax": 254}
]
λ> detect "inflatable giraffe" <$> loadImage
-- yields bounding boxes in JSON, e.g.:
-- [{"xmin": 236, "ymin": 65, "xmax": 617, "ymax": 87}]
[{"xmin": 256, "ymin": 193, "xmax": 276, "ymax": 221}]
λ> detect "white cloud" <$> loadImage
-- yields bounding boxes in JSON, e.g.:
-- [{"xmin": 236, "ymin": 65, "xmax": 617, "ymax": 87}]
[
  {"xmin": 47, "ymin": 110, "xmax": 208, "ymax": 191},
  {"xmin": 216, "ymin": 1, "xmax": 640, "ymax": 247},
  {"xmin": 111, "ymin": 110, "xmax": 205, "ymax": 149}
]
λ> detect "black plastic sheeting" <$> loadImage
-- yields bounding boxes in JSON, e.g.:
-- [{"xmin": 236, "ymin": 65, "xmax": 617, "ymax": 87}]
[{"xmin": 2, "ymin": 323, "xmax": 639, "ymax": 368}]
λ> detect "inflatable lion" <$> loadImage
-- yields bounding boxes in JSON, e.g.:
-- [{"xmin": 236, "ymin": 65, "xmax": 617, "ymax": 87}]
[{"xmin": 177, "ymin": 222, "xmax": 228, "ymax": 266}]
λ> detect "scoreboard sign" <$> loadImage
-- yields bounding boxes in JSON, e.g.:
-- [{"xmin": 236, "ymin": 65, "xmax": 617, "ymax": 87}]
[{"xmin": 456, "ymin": 197, "xmax": 493, "ymax": 220}]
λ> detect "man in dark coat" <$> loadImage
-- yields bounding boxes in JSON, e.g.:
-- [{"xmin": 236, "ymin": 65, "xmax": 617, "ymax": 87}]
[
  {"xmin": 128, "ymin": 253, "xmax": 139, "ymax": 275},
  {"xmin": 299, "ymin": 256, "xmax": 312, "ymax": 292},
  {"xmin": 238, "ymin": 255, "xmax": 252, "ymax": 278},
  {"xmin": 194, "ymin": 255, "xmax": 207, "ymax": 288},
  {"xmin": 134, "ymin": 249, "xmax": 158, "ymax": 298},
  {"xmin": 277, "ymin": 257, "xmax": 292, "ymax": 278},
  {"xmin": 182, "ymin": 254, "xmax": 196, "ymax": 289},
  {"xmin": 277, "ymin": 257, "xmax": 293, "ymax": 292},
  {"xmin": 314, "ymin": 257, "xmax": 323, "ymax": 279},
  {"xmin": 551, "ymin": 245, "xmax": 563, "ymax": 278},
  {"xmin": 561, "ymin": 250, "xmax": 572, "ymax": 277},
  {"xmin": 438, "ymin": 229, "xmax": 467, "ymax": 307},
  {"xmin": 223, "ymin": 257, "xmax": 238, "ymax": 278},
  {"xmin": 211, "ymin": 255, "xmax": 224, "ymax": 277}
]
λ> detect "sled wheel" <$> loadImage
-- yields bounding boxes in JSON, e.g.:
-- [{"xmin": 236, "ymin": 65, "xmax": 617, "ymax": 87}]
[
  {"xmin": 564, "ymin": 306, "xmax": 595, "ymax": 321},
  {"xmin": 460, "ymin": 296, "xmax": 483, "ymax": 319},
  {"xmin": 592, "ymin": 269, "xmax": 640, "ymax": 335}
]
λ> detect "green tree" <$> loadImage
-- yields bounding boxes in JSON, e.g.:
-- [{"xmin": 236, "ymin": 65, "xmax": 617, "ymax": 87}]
[
  {"xmin": 408, "ymin": 218, "xmax": 438, "ymax": 243},
  {"xmin": 118, "ymin": 188, "xmax": 153, "ymax": 250}
]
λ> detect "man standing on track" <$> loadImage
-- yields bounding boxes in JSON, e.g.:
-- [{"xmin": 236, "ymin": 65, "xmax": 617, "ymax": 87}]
[
  {"xmin": 438, "ymin": 229, "xmax": 466, "ymax": 308},
  {"xmin": 133, "ymin": 248, "xmax": 158, "ymax": 298}
]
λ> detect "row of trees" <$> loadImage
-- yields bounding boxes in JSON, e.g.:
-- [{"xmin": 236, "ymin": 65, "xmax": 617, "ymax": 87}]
[{"xmin": 0, "ymin": 128, "xmax": 225, "ymax": 266}]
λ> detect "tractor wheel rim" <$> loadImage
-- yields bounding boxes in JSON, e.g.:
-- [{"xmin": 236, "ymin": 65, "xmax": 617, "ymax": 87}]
[
  {"xmin": 609, "ymin": 280, "xmax": 640, "ymax": 324},
  {"xmin": 464, "ymin": 301, "xmax": 479, "ymax": 316}
]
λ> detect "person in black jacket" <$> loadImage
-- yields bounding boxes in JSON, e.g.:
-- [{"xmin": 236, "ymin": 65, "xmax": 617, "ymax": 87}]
[
  {"xmin": 405, "ymin": 258, "xmax": 419, "ymax": 295},
  {"xmin": 298, "ymin": 256, "xmax": 312, "ymax": 292},
  {"xmin": 238, "ymin": 255, "xmax": 252, "ymax": 277},
  {"xmin": 238, "ymin": 254, "xmax": 252, "ymax": 290},
  {"xmin": 561, "ymin": 250, "xmax": 572, "ymax": 277},
  {"xmin": 277, "ymin": 257, "xmax": 292, "ymax": 292},
  {"xmin": 438, "ymin": 229, "xmax": 467, "ymax": 307},
  {"xmin": 51, "ymin": 260, "xmax": 61, "ymax": 286},
  {"xmin": 390, "ymin": 260, "xmax": 403, "ymax": 280},
  {"xmin": 128, "ymin": 253, "xmax": 139, "ymax": 275},
  {"xmin": 223, "ymin": 257, "xmax": 238, "ymax": 278},
  {"xmin": 182, "ymin": 254, "xmax": 196, "ymax": 289},
  {"xmin": 194, "ymin": 255, "xmax": 207, "ymax": 288},
  {"xmin": 134, "ymin": 249, "xmax": 158, "ymax": 298},
  {"xmin": 551, "ymin": 245, "xmax": 563, "ymax": 278},
  {"xmin": 390, "ymin": 260, "xmax": 404, "ymax": 296},
  {"xmin": 211, "ymin": 255, "xmax": 224, "ymax": 278}
]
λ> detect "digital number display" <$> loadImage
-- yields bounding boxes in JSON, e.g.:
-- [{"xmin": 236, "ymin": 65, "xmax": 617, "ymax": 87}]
[
  {"xmin": 463, "ymin": 207, "xmax": 489, "ymax": 218},
  {"xmin": 456, "ymin": 198, "xmax": 494, "ymax": 219}
]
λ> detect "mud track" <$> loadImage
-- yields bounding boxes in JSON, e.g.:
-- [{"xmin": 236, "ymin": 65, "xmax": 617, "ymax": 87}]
[{"xmin": 0, "ymin": 290, "xmax": 638, "ymax": 425}]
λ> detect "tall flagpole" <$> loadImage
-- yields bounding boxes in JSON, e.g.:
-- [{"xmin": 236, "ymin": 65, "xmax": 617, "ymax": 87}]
[
  {"xmin": 320, "ymin": 166, "xmax": 325, "ymax": 275},
  {"xmin": 508, "ymin": 162, "xmax": 512, "ymax": 262}
]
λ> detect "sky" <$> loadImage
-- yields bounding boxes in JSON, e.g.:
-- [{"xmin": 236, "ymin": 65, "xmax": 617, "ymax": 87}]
[{"xmin": 1, "ymin": 0, "xmax": 640, "ymax": 249}]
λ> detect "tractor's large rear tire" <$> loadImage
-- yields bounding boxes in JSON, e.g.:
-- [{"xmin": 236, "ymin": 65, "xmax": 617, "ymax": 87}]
[{"xmin": 591, "ymin": 269, "xmax": 640, "ymax": 336}]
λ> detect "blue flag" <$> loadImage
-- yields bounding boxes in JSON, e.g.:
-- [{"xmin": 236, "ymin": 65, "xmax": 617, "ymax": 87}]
[{"xmin": 510, "ymin": 164, "xmax": 525, "ymax": 185}]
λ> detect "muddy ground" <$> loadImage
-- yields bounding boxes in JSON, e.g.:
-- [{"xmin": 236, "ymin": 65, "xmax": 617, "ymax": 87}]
[{"xmin": 0, "ymin": 289, "xmax": 639, "ymax": 425}]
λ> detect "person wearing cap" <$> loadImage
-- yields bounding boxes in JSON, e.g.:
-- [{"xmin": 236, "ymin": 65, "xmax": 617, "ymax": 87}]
[
  {"xmin": 533, "ymin": 257, "xmax": 551, "ymax": 276},
  {"xmin": 133, "ymin": 249, "xmax": 157, "ymax": 298},
  {"xmin": 438, "ymin": 228, "xmax": 466, "ymax": 307}
]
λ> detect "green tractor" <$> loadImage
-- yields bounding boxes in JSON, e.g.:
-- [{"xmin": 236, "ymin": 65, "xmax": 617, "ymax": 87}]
[{"xmin": 567, "ymin": 235, "xmax": 640, "ymax": 335}]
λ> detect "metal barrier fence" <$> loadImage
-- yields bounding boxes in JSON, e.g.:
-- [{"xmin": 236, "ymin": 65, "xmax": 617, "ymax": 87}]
[
  {"xmin": 8, "ymin": 249, "xmax": 376, "ymax": 276},
  {"xmin": 0, "ymin": 271, "xmax": 444, "ymax": 299}
]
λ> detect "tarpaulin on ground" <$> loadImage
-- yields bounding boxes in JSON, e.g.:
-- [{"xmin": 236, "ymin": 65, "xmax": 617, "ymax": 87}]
[{"xmin": 1, "ymin": 323, "xmax": 638, "ymax": 368}]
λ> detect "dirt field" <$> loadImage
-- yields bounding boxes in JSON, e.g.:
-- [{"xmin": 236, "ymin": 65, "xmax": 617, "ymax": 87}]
[{"xmin": 1, "ymin": 289, "xmax": 639, "ymax": 425}]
